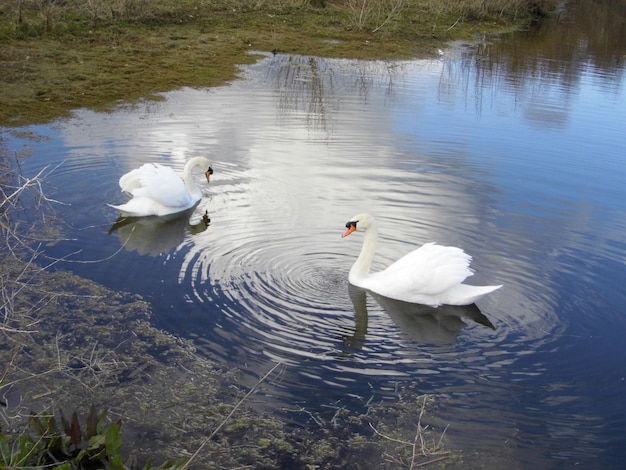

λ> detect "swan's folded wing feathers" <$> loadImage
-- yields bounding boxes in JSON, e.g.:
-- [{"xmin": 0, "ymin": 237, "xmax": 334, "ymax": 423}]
[
  {"xmin": 378, "ymin": 243, "xmax": 474, "ymax": 296},
  {"xmin": 119, "ymin": 165, "xmax": 150, "ymax": 193},
  {"xmin": 124, "ymin": 163, "xmax": 191, "ymax": 210}
]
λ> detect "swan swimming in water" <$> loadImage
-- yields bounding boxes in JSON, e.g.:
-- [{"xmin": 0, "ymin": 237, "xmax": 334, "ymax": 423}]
[
  {"xmin": 342, "ymin": 213, "xmax": 502, "ymax": 307},
  {"xmin": 108, "ymin": 157, "xmax": 213, "ymax": 217}
]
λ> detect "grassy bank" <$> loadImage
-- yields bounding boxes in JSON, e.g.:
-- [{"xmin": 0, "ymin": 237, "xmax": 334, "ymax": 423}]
[{"xmin": 0, "ymin": 0, "xmax": 559, "ymax": 127}]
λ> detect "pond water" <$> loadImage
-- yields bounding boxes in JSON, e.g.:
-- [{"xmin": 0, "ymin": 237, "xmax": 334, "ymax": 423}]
[{"xmin": 6, "ymin": 0, "xmax": 626, "ymax": 467}]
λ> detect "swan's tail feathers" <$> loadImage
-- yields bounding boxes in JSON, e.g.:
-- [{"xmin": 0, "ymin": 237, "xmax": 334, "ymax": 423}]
[
  {"xmin": 108, "ymin": 202, "xmax": 131, "ymax": 211},
  {"xmin": 443, "ymin": 283, "xmax": 502, "ymax": 306},
  {"xmin": 107, "ymin": 202, "xmax": 140, "ymax": 217},
  {"xmin": 475, "ymin": 284, "xmax": 502, "ymax": 295}
]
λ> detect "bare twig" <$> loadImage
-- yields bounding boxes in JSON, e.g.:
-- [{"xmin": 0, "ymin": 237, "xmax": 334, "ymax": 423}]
[
  {"xmin": 446, "ymin": 15, "xmax": 462, "ymax": 31},
  {"xmin": 369, "ymin": 395, "xmax": 449, "ymax": 469},
  {"xmin": 181, "ymin": 362, "xmax": 284, "ymax": 470},
  {"xmin": 372, "ymin": 0, "xmax": 405, "ymax": 33},
  {"xmin": 284, "ymin": 405, "xmax": 326, "ymax": 427},
  {"xmin": 0, "ymin": 346, "xmax": 22, "ymax": 385}
]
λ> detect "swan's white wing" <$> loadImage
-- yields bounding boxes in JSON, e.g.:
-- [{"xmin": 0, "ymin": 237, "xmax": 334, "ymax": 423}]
[
  {"xmin": 363, "ymin": 242, "xmax": 474, "ymax": 298},
  {"xmin": 119, "ymin": 163, "xmax": 193, "ymax": 210},
  {"xmin": 108, "ymin": 198, "xmax": 172, "ymax": 217},
  {"xmin": 118, "ymin": 166, "xmax": 148, "ymax": 193}
]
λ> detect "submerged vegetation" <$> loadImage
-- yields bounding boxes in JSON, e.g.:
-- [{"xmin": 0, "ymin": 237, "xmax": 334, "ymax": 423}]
[{"xmin": 0, "ymin": 0, "xmax": 560, "ymax": 126}]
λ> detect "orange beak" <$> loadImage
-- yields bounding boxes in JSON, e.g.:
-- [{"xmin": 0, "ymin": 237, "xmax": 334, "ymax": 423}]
[
  {"xmin": 205, "ymin": 167, "xmax": 213, "ymax": 183},
  {"xmin": 342, "ymin": 225, "xmax": 356, "ymax": 238}
]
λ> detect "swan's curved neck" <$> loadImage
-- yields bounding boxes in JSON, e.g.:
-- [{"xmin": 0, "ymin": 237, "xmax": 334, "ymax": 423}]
[
  {"xmin": 350, "ymin": 223, "xmax": 378, "ymax": 283},
  {"xmin": 181, "ymin": 157, "xmax": 205, "ymax": 195}
]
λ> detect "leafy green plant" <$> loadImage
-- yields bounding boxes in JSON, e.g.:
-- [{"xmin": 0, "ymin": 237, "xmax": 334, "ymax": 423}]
[{"xmin": 0, "ymin": 406, "xmax": 184, "ymax": 469}]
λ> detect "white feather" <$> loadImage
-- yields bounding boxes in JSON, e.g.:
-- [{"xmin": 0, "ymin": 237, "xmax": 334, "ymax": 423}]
[
  {"xmin": 109, "ymin": 157, "xmax": 212, "ymax": 217},
  {"xmin": 343, "ymin": 213, "xmax": 501, "ymax": 307}
]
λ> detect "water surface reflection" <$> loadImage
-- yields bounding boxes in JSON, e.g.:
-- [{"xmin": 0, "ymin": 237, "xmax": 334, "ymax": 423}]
[
  {"xmin": 6, "ymin": 0, "xmax": 626, "ymax": 466},
  {"xmin": 108, "ymin": 208, "xmax": 210, "ymax": 256},
  {"xmin": 347, "ymin": 286, "xmax": 495, "ymax": 347}
]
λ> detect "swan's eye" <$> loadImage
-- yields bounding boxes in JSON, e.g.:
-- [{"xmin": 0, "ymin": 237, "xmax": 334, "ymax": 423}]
[
  {"xmin": 345, "ymin": 221, "xmax": 357, "ymax": 229},
  {"xmin": 206, "ymin": 167, "xmax": 214, "ymax": 175}
]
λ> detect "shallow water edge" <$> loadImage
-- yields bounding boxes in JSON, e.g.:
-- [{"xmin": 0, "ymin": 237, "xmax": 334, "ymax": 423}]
[{"xmin": 1, "ymin": 257, "xmax": 491, "ymax": 469}]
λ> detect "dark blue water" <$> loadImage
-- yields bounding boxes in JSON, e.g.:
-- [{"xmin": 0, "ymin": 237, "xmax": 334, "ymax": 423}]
[{"xmin": 5, "ymin": 1, "xmax": 626, "ymax": 467}]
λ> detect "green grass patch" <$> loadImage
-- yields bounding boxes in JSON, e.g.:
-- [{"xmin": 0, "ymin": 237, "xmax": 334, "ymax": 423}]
[{"xmin": 0, "ymin": 0, "xmax": 560, "ymax": 126}]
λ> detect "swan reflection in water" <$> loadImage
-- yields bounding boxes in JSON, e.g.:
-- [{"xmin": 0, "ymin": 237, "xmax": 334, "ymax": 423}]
[
  {"xmin": 343, "ymin": 285, "xmax": 495, "ymax": 349},
  {"xmin": 108, "ymin": 206, "xmax": 210, "ymax": 256}
]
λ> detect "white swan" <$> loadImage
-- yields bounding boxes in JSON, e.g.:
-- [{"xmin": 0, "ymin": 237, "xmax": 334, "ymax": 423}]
[
  {"xmin": 108, "ymin": 157, "xmax": 213, "ymax": 217},
  {"xmin": 342, "ymin": 213, "xmax": 502, "ymax": 307}
]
